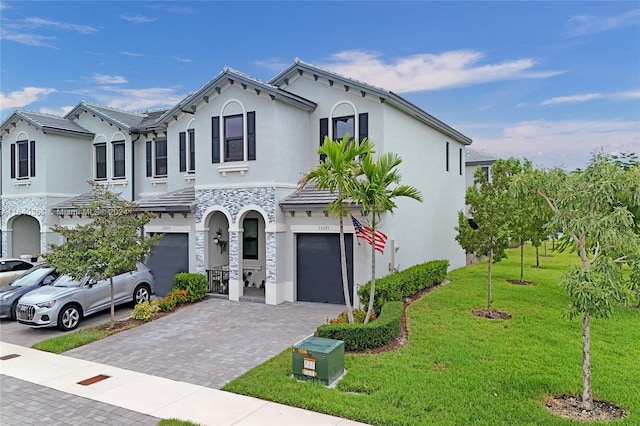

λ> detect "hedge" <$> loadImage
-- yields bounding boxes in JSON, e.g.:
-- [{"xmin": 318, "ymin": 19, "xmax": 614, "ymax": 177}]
[
  {"xmin": 316, "ymin": 301, "xmax": 403, "ymax": 351},
  {"xmin": 173, "ymin": 273, "xmax": 208, "ymax": 302},
  {"xmin": 358, "ymin": 259, "xmax": 449, "ymax": 314}
]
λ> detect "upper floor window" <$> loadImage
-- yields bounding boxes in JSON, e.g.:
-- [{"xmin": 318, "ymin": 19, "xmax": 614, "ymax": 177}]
[
  {"xmin": 243, "ymin": 218, "xmax": 258, "ymax": 260},
  {"xmin": 333, "ymin": 116, "xmax": 355, "ymax": 141},
  {"xmin": 179, "ymin": 130, "xmax": 196, "ymax": 173},
  {"xmin": 10, "ymin": 140, "xmax": 36, "ymax": 179},
  {"xmin": 112, "ymin": 141, "xmax": 126, "ymax": 179},
  {"xmin": 319, "ymin": 113, "xmax": 368, "ymax": 162},
  {"xmin": 95, "ymin": 143, "xmax": 107, "ymax": 180},
  {"xmin": 211, "ymin": 111, "xmax": 256, "ymax": 164},
  {"xmin": 481, "ymin": 166, "xmax": 490, "ymax": 181},
  {"xmin": 459, "ymin": 148, "xmax": 463, "ymax": 176},
  {"xmin": 146, "ymin": 139, "xmax": 167, "ymax": 177}
]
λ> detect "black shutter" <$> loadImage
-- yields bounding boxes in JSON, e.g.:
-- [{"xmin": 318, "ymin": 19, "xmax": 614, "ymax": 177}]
[
  {"xmin": 358, "ymin": 113, "xmax": 368, "ymax": 141},
  {"xmin": 10, "ymin": 143, "xmax": 15, "ymax": 179},
  {"xmin": 446, "ymin": 142, "xmax": 450, "ymax": 172},
  {"xmin": 179, "ymin": 132, "xmax": 186, "ymax": 172},
  {"xmin": 188, "ymin": 129, "xmax": 196, "ymax": 172},
  {"xmin": 29, "ymin": 141, "xmax": 36, "ymax": 177},
  {"xmin": 247, "ymin": 111, "xmax": 256, "ymax": 161},
  {"xmin": 319, "ymin": 118, "xmax": 328, "ymax": 162},
  {"xmin": 146, "ymin": 141, "xmax": 152, "ymax": 177},
  {"xmin": 459, "ymin": 148, "xmax": 463, "ymax": 176},
  {"xmin": 211, "ymin": 116, "xmax": 220, "ymax": 163}
]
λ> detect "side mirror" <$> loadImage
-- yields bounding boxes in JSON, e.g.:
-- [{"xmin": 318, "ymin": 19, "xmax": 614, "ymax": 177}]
[{"xmin": 87, "ymin": 279, "xmax": 98, "ymax": 287}]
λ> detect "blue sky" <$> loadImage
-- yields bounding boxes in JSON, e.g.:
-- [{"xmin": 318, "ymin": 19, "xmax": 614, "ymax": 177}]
[{"xmin": 1, "ymin": 1, "xmax": 638, "ymax": 170}]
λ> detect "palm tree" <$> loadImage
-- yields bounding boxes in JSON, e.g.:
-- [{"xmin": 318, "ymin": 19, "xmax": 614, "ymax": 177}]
[
  {"xmin": 298, "ymin": 135, "xmax": 374, "ymax": 324},
  {"xmin": 349, "ymin": 152, "xmax": 423, "ymax": 323}
]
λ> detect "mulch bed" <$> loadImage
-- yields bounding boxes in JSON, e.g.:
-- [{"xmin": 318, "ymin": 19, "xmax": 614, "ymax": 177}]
[
  {"xmin": 544, "ymin": 395, "xmax": 627, "ymax": 422},
  {"xmin": 471, "ymin": 309, "xmax": 512, "ymax": 320},
  {"xmin": 507, "ymin": 279, "xmax": 536, "ymax": 286}
]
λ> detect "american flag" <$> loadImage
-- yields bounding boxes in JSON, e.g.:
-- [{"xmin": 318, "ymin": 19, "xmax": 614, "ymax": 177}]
[{"xmin": 351, "ymin": 215, "xmax": 388, "ymax": 254}]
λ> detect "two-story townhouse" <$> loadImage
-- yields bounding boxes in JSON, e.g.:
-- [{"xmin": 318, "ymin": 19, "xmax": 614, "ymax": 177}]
[
  {"xmin": 465, "ymin": 148, "xmax": 498, "ymax": 188},
  {"xmin": 0, "ymin": 58, "xmax": 473, "ymax": 307}
]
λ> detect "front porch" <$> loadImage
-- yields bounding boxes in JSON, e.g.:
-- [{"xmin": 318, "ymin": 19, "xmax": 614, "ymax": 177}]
[{"xmin": 206, "ymin": 266, "xmax": 265, "ymax": 303}]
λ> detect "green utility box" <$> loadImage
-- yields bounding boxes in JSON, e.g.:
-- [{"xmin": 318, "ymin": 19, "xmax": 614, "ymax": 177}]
[{"xmin": 292, "ymin": 336, "xmax": 344, "ymax": 386}]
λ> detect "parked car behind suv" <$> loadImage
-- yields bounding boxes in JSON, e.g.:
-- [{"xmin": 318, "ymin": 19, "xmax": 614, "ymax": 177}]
[
  {"xmin": 0, "ymin": 265, "xmax": 59, "ymax": 320},
  {"xmin": 16, "ymin": 263, "xmax": 155, "ymax": 331},
  {"xmin": 0, "ymin": 258, "xmax": 35, "ymax": 286}
]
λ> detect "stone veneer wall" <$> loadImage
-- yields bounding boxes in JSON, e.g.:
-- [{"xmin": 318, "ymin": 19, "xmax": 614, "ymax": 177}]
[
  {"xmin": 1, "ymin": 196, "xmax": 48, "ymax": 256},
  {"xmin": 195, "ymin": 187, "xmax": 278, "ymax": 281}
]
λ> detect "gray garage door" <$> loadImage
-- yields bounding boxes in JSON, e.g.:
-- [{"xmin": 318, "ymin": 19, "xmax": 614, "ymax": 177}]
[
  {"xmin": 146, "ymin": 233, "xmax": 189, "ymax": 297},
  {"xmin": 296, "ymin": 233, "xmax": 353, "ymax": 304}
]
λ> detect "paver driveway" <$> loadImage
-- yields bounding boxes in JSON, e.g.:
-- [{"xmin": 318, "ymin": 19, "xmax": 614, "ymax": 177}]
[{"xmin": 65, "ymin": 297, "xmax": 345, "ymax": 389}]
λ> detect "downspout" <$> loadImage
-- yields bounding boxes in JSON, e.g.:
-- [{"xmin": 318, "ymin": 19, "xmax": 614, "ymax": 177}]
[{"xmin": 131, "ymin": 134, "xmax": 141, "ymax": 201}]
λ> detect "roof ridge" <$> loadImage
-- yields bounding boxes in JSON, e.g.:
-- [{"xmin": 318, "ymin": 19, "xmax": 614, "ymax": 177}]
[{"xmin": 81, "ymin": 101, "xmax": 146, "ymax": 117}]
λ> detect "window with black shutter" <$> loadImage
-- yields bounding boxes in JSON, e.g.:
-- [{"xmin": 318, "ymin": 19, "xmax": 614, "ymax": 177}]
[
  {"xmin": 10, "ymin": 143, "xmax": 15, "ymax": 179},
  {"xmin": 179, "ymin": 132, "xmax": 186, "ymax": 172},
  {"xmin": 212, "ymin": 116, "xmax": 220, "ymax": 163},
  {"xmin": 29, "ymin": 140, "xmax": 36, "ymax": 177},
  {"xmin": 113, "ymin": 141, "xmax": 125, "ymax": 178},
  {"xmin": 446, "ymin": 142, "xmax": 450, "ymax": 172},
  {"xmin": 224, "ymin": 115, "xmax": 243, "ymax": 162},
  {"xmin": 96, "ymin": 143, "xmax": 107, "ymax": 180},
  {"xmin": 17, "ymin": 141, "xmax": 29, "ymax": 178},
  {"xmin": 459, "ymin": 148, "xmax": 463, "ymax": 176},
  {"xmin": 155, "ymin": 139, "xmax": 167, "ymax": 176},
  {"xmin": 358, "ymin": 113, "xmax": 368, "ymax": 141},
  {"xmin": 319, "ymin": 118, "xmax": 328, "ymax": 162},
  {"xmin": 247, "ymin": 111, "xmax": 256, "ymax": 161},
  {"xmin": 146, "ymin": 141, "xmax": 152, "ymax": 177}
]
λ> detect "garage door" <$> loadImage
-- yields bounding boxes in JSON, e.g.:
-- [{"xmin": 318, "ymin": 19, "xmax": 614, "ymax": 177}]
[
  {"xmin": 146, "ymin": 233, "xmax": 189, "ymax": 297},
  {"xmin": 296, "ymin": 233, "xmax": 353, "ymax": 304}
]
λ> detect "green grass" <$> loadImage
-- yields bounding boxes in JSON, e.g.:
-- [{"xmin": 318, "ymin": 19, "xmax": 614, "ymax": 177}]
[
  {"xmin": 157, "ymin": 419, "xmax": 203, "ymax": 426},
  {"xmin": 223, "ymin": 244, "xmax": 640, "ymax": 425},
  {"xmin": 32, "ymin": 320, "xmax": 140, "ymax": 353}
]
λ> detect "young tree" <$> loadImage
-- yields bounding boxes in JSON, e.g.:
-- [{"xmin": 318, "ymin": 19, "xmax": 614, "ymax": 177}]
[
  {"xmin": 44, "ymin": 182, "xmax": 161, "ymax": 324},
  {"xmin": 534, "ymin": 152, "xmax": 640, "ymax": 410},
  {"xmin": 456, "ymin": 158, "xmax": 521, "ymax": 316},
  {"xmin": 349, "ymin": 152, "xmax": 422, "ymax": 323},
  {"xmin": 298, "ymin": 135, "xmax": 374, "ymax": 324}
]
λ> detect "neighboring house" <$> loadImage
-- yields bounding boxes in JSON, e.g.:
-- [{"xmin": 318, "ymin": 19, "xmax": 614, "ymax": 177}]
[
  {"xmin": 0, "ymin": 58, "xmax": 472, "ymax": 306},
  {"xmin": 465, "ymin": 148, "xmax": 498, "ymax": 188}
]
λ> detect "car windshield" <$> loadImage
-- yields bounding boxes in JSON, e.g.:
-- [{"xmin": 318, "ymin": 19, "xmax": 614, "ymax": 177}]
[
  {"xmin": 9, "ymin": 267, "xmax": 54, "ymax": 288},
  {"xmin": 52, "ymin": 275, "xmax": 82, "ymax": 288}
]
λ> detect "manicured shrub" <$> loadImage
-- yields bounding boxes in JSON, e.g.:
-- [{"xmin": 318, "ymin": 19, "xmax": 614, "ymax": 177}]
[
  {"xmin": 358, "ymin": 259, "xmax": 449, "ymax": 314},
  {"xmin": 158, "ymin": 289, "xmax": 190, "ymax": 312},
  {"xmin": 317, "ymin": 301, "xmax": 403, "ymax": 351},
  {"xmin": 158, "ymin": 296, "xmax": 177, "ymax": 312},
  {"xmin": 133, "ymin": 299, "xmax": 160, "ymax": 321},
  {"xmin": 173, "ymin": 273, "xmax": 208, "ymax": 302},
  {"xmin": 329, "ymin": 309, "xmax": 376, "ymax": 324}
]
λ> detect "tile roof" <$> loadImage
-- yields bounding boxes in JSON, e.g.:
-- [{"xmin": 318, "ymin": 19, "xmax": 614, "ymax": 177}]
[
  {"xmin": 279, "ymin": 183, "xmax": 359, "ymax": 211},
  {"xmin": 0, "ymin": 110, "xmax": 94, "ymax": 137},
  {"xmin": 466, "ymin": 149, "xmax": 498, "ymax": 165},
  {"xmin": 135, "ymin": 187, "xmax": 196, "ymax": 213}
]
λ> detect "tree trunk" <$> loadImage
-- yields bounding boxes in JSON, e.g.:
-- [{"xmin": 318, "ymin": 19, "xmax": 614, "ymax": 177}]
[
  {"xmin": 339, "ymin": 215, "xmax": 354, "ymax": 324},
  {"xmin": 536, "ymin": 245, "xmax": 540, "ymax": 267},
  {"xmin": 520, "ymin": 240, "xmax": 524, "ymax": 282},
  {"xmin": 110, "ymin": 276, "xmax": 115, "ymax": 324},
  {"xmin": 487, "ymin": 249, "xmax": 493, "ymax": 315},
  {"xmin": 582, "ymin": 312, "xmax": 593, "ymax": 410},
  {"xmin": 364, "ymin": 238, "xmax": 376, "ymax": 324}
]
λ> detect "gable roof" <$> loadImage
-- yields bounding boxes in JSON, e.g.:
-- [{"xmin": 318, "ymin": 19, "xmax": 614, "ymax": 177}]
[
  {"xmin": 157, "ymin": 67, "xmax": 317, "ymax": 125},
  {"xmin": 466, "ymin": 149, "xmax": 498, "ymax": 165},
  {"xmin": 0, "ymin": 110, "xmax": 94, "ymax": 139},
  {"xmin": 279, "ymin": 182, "xmax": 359, "ymax": 211},
  {"xmin": 270, "ymin": 58, "xmax": 472, "ymax": 146},
  {"xmin": 136, "ymin": 186, "xmax": 196, "ymax": 214},
  {"xmin": 64, "ymin": 101, "xmax": 163, "ymax": 133}
]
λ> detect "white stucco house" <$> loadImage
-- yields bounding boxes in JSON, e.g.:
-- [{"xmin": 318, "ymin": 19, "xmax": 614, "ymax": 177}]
[
  {"xmin": 465, "ymin": 149, "xmax": 498, "ymax": 188},
  {"xmin": 0, "ymin": 59, "xmax": 472, "ymax": 306}
]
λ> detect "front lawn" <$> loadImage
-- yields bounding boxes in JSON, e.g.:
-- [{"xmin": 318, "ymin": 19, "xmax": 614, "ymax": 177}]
[{"xmin": 223, "ymin": 244, "xmax": 640, "ymax": 425}]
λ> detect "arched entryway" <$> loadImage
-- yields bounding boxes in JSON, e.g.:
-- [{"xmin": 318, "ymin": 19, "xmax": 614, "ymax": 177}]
[
  {"xmin": 205, "ymin": 211, "xmax": 231, "ymax": 297},
  {"xmin": 10, "ymin": 215, "xmax": 40, "ymax": 259}
]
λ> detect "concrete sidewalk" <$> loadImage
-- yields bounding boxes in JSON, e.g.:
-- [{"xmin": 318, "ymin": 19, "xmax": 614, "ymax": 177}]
[{"xmin": 0, "ymin": 342, "xmax": 367, "ymax": 426}]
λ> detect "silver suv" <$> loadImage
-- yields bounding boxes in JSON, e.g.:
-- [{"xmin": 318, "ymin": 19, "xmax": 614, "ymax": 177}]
[{"xmin": 16, "ymin": 263, "xmax": 155, "ymax": 331}]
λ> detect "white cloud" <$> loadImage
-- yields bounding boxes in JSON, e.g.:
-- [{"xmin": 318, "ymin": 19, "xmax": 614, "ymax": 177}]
[
  {"xmin": 119, "ymin": 51, "xmax": 193, "ymax": 63},
  {"xmin": 24, "ymin": 17, "xmax": 97, "ymax": 34},
  {"xmin": 72, "ymin": 86, "xmax": 185, "ymax": 111},
  {"xmin": 566, "ymin": 8, "xmax": 640, "ymax": 36},
  {"xmin": 0, "ymin": 2, "xmax": 11, "ymax": 10},
  {"xmin": 92, "ymin": 74, "xmax": 128, "ymax": 84},
  {"xmin": 120, "ymin": 15, "xmax": 156, "ymax": 24},
  {"xmin": 316, "ymin": 50, "xmax": 562, "ymax": 93},
  {"xmin": 39, "ymin": 105, "xmax": 74, "ymax": 116},
  {"xmin": 540, "ymin": 90, "xmax": 640, "ymax": 105},
  {"xmin": 0, "ymin": 29, "xmax": 57, "ymax": 48},
  {"xmin": 255, "ymin": 58, "xmax": 289, "ymax": 72},
  {"xmin": 463, "ymin": 119, "xmax": 640, "ymax": 170},
  {"xmin": 0, "ymin": 87, "xmax": 56, "ymax": 111}
]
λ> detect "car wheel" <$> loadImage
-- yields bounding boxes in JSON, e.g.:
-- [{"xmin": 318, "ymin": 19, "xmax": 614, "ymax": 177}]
[
  {"xmin": 10, "ymin": 300, "xmax": 18, "ymax": 321},
  {"xmin": 58, "ymin": 304, "xmax": 81, "ymax": 331},
  {"xmin": 133, "ymin": 284, "xmax": 151, "ymax": 305}
]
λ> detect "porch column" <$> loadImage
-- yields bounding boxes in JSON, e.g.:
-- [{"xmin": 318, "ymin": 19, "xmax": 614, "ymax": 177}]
[
  {"xmin": 195, "ymin": 229, "xmax": 206, "ymax": 274},
  {"xmin": 227, "ymin": 230, "xmax": 241, "ymax": 301},
  {"xmin": 265, "ymin": 231, "xmax": 279, "ymax": 305}
]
